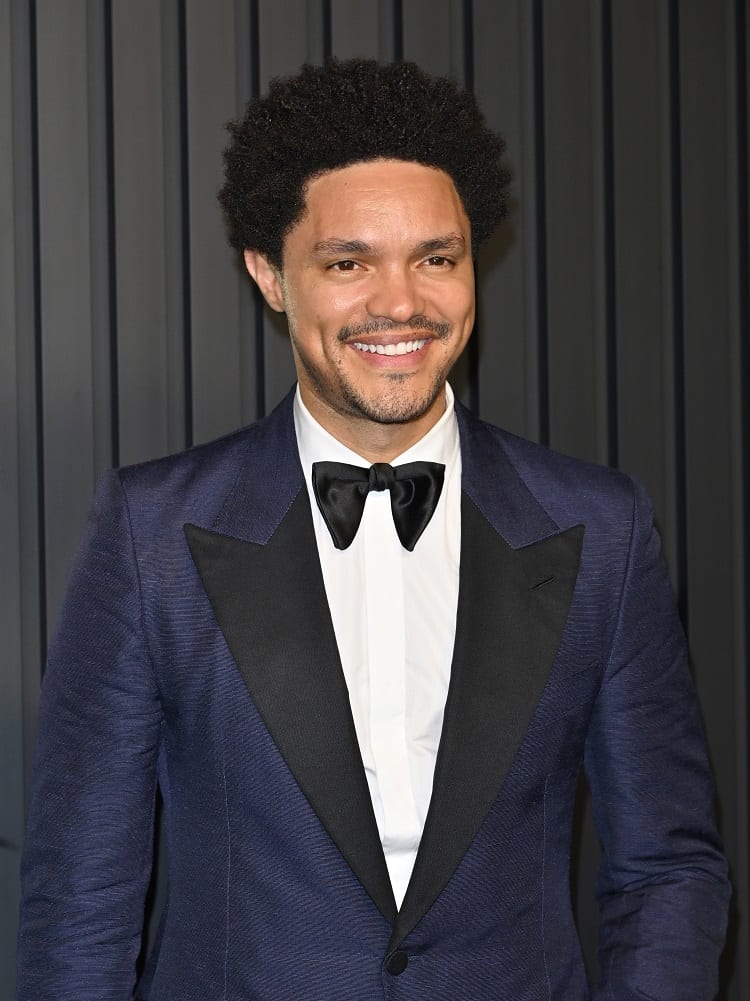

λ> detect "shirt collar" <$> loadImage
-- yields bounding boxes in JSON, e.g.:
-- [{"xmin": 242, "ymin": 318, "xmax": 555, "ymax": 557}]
[{"xmin": 294, "ymin": 383, "xmax": 459, "ymax": 473}]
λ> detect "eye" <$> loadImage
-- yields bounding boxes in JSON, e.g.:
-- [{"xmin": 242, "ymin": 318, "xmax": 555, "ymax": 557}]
[
  {"xmin": 423, "ymin": 255, "xmax": 452, "ymax": 267},
  {"xmin": 328, "ymin": 259, "xmax": 361, "ymax": 272}
]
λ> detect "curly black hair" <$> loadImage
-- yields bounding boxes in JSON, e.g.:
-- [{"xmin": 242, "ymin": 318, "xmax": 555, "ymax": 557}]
[{"xmin": 219, "ymin": 59, "xmax": 510, "ymax": 268}]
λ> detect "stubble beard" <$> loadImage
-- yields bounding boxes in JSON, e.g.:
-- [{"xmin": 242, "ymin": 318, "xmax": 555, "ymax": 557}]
[{"xmin": 338, "ymin": 369, "xmax": 447, "ymax": 425}]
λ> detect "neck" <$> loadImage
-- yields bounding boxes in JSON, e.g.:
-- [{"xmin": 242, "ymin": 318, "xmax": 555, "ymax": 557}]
[{"xmin": 299, "ymin": 389, "xmax": 448, "ymax": 464}]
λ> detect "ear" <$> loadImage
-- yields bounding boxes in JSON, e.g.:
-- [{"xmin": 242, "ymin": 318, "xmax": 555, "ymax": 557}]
[{"xmin": 243, "ymin": 250, "xmax": 285, "ymax": 313}]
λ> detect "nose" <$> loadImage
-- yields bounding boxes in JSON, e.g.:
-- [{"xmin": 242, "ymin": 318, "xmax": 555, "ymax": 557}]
[{"xmin": 365, "ymin": 265, "xmax": 424, "ymax": 323}]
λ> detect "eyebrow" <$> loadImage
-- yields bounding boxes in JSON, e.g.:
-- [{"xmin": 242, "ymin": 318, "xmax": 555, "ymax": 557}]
[
  {"xmin": 311, "ymin": 233, "xmax": 467, "ymax": 259},
  {"xmin": 311, "ymin": 239, "xmax": 372, "ymax": 258},
  {"xmin": 415, "ymin": 234, "xmax": 467, "ymax": 254}
]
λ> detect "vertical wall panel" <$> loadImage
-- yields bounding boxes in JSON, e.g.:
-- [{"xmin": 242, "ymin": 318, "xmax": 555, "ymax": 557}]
[
  {"xmin": 474, "ymin": 0, "xmax": 540, "ymax": 438},
  {"xmin": 732, "ymin": 1, "xmax": 750, "ymax": 992},
  {"xmin": 330, "ymin": 0, "xmax": 388, "ymax": 59},
  {"xmin": 8, "ymin": 0, "xmax": 42, "ymax": 848},
  {"xmin": 256, "ymin": 0, "xmax": 325, "ymax": 118},
  {"xmin": 401, "ymin": 0, "xmax": 464, "ymax": 79},
  {"xmin": 3, "ymin": 3, "xmax": 44, "ymax": 995},
  {"xmin": 35, "ymin": 1, "xmax": 105, "ymax": 630},
  {"xmin": 542, "ymin": 0, "xmax": 608, "ymax": 464},
  {"xmin": 185, "ymin": 0, "xmax": 256, "ymax": 443},
  {"xmin": 87, "ymin": 0, "xmax": 115, "ymax": 477},
  {"xmin": 233, "ymin": 0, "xmax": 264, "ymax": 428},
  {"xmin": 610, "ymin": 0, "xmax": 679, "ymax": 570},
  {"xmin": 9, "ymin": 0, "xmax": 43, "ymax": 805},
  {"xmin": 257, "ymin": 0, "xmax": 324, "ymax": 413},
  {"xmin": 680, "ymin": 0, "xmax": 741, "ymax": 827},
  {"xmin": 111, "ymin": 1, "xmax": 186, "ymax": 464},
  {"xmin": 679, "ymin": 3, "xmax": 748, "ymax": 996},
  {"xmin": 0, "ymin": 0, "xmax": 25, "ymax": 985}
]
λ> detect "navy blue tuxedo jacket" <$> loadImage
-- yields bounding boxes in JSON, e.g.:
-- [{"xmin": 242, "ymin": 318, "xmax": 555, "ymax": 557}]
[{"xmin": 17, "ymin": 391, "xmax": 729, "ymax": 1000}]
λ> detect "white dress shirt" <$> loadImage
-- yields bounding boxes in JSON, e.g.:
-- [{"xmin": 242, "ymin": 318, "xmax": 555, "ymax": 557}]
[{"xmin": 294, "ymin": 385, "xmax": 461, "ymax": 908}]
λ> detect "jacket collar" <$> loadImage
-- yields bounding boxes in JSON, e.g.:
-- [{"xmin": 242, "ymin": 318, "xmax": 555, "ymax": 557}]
[{"xmin": 209, "ymin": 389, "xmax": 562, "ymax": 551}]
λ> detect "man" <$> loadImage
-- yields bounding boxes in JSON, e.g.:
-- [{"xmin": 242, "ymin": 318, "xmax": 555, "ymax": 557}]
[{"xmin": 17, "ymin": 59, "xmax": 729, "ymax": 1000}]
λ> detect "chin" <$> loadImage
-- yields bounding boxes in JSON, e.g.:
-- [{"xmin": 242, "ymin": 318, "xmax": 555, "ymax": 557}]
[{"xmin": 342, "ymin": 381, "xmax": 444, "ymax": 426}]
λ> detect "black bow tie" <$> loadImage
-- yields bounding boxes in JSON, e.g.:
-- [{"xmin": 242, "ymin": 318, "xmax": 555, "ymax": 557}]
[{"xmin": 311, "ymin": 460, "xmax": 445, "ymax": 552}]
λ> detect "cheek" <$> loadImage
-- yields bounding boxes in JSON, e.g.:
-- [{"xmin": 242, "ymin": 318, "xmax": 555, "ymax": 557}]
[
  {"xmin": 327, "ymin": 286, "xmax": 368, "ymax": 317},
  {"xmin": 301, "ymin": 282, "xmax": 362, "ymax": 325},
  {"xmin": 425, "ymin": 273, "xmax": 474, "ymax": 315},
  {"xmin": 457, "ymin": 284, "xmax": 476, "ymax": 324}
]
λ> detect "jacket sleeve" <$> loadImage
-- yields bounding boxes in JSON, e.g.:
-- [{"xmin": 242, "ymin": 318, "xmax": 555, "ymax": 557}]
[
  {"xmin": 585, "ymin": 478, "xmax": 730, "ymax": 1001},
  {"xmin": 16, "ymin": 470, "xmax": 163, "ymax": 1000}
]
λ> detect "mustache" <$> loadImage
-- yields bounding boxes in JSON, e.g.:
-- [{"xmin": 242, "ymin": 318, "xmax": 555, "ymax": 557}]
[{"xmin": 338, "ymin": 316, "xmax": 451, "ymax": 341}]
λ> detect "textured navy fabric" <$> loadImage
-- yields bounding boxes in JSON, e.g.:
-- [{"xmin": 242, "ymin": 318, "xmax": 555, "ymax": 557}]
[{"xmin": 17, "ymin": 391, "xmax": 730, "ymax": 1000}]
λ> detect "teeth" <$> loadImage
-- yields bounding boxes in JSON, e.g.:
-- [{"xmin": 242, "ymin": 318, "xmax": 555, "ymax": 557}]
[{"xmin": 353, "ymin": 339, "xmax": 427, "ymax": 355}]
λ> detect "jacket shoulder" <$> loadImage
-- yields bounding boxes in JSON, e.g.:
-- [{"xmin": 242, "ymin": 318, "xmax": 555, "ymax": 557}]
[
  {"xmin": 111, "ymin": 393, "xmax": 297, "ymax": 533},
  {"xmin": 470, "ymin": 409, "xmax": 638, "ymax": 510}
]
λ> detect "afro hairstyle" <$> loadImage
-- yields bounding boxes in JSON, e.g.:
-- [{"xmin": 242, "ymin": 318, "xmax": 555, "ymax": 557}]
[{"xmin": 219, "ymin": 58, "xmax": 510, "ymax": 268}]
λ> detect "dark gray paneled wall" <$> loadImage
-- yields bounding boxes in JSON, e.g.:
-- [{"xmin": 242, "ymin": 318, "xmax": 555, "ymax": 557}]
[{"xmin": 2, "ymin": 1, "xmax": 747, "ymax": 997}]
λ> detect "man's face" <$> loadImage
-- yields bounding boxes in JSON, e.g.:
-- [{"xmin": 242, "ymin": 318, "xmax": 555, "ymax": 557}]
[{"xmin": 245, "ymin": 159, "xmax": 475, "ymax": 447}]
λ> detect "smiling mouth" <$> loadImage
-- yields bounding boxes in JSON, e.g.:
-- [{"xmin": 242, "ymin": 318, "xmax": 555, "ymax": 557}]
[{"xmin": 352, "ymin": 339, "xmax": 429, "ymax": 356}]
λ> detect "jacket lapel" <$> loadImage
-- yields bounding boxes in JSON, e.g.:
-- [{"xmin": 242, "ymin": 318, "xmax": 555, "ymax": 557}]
[
  {"xmin": 390, "ymin": 407, "xmax": 584, "ymax": 948},
  {"xmin": 184, "ymin": 394, "xmax": 397, "ymax": 926}
]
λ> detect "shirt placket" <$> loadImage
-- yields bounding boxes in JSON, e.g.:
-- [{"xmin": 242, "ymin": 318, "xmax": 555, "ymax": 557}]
[{"xmin": 362, "ymin": 489, "xmax": 420, "ymax": 904}]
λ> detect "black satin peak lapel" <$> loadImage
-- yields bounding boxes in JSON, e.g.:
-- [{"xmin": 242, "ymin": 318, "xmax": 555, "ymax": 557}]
[
  {"xmin": 185, "ymin": 492, "xmax": 397, "ymax": 926},
  {"xmin": 389, "ymin": 494, "xmax": 584, "ymax": 948}
]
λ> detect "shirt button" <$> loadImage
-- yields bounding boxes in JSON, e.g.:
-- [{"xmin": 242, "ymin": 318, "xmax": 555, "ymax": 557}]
[{"xmin": 386, "ymin": 950, "xmax": 409, "ymax": 975}]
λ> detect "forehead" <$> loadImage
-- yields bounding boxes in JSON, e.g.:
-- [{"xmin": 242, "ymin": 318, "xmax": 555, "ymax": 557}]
[{"xmin": 294, "ymin": 159, "xmax": 470, "ymax": 244}]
